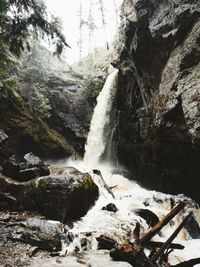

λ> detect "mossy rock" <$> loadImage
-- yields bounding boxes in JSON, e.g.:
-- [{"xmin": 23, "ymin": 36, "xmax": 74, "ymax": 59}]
[
  {"xmin": 25, "ymin": 168, "xmax": 99, "ymax": 222},
  {"xmin": 0, "ymin": 90, "xmax": 74, "ymax": 158}
]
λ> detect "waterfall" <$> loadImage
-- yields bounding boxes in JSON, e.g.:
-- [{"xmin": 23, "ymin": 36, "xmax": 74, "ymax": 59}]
[
  {"xmin": 84, "ymin": 69, "xmax": 119, "ymax": 166},
  {"xmin": 64, "ymin": 68, "xmax": 200, "ymax": 266}
]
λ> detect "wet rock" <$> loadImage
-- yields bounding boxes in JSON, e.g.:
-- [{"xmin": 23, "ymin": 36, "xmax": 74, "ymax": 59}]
[
  {"xmin": 115, "ymin": 0, "xmax": 200, "ymax": 202},
  {"xmin": 134, "ymin": 209, "xmax": 159, "ymax": 227},
  {"xmin": 25, "ymin": 168, "xmax": 99, "ymax": 222},
  {"xmin": 18, "ymin": 163, "xmax": 50, "ymax": 182},
  {"xmin": 102, "ymin": 203, "xmax": 118, "ymax": 213},
  {"xmin": 2, "ymin": 156, "xmax": 50, "ymax": 182},
  {"xmin": 97, "ymin": 235, "xmax": 117, "ymax": 250},
  {"xmin": 24, "ymin": 153, "xmax": 42, "ymax": 165},
  {"xmin": 0, "ymin": 129, "xmax": 8, "ymax": 143},
  {"xmin": 0, "ymin": 191, "xmax": 17, "ymax": 210},
  {"xmin": 2, "ymin": 160, "xmax": 21, "ymax": 179},
  {"xmin": 19, "ymin": 218, "xmax": 66, "ymax": 251},
  {"xmin": 31, "ymin": 250, "xmax": 132, "ymax": 267},
  {"xmin": 28, "ymin": 246, "xmax": 40, "ymax": 257},
  {"xmin": 0, "ymin": 173, "xmax": 27, "ymax": 211},
  {"xmin": 184, "ymin": 215, "xmax": 200, "ymax": 239},
  {"xmin": 0, "ymin": 214, "xmax": 11, "ymax": 222},
  {"xmin": 0, "ymin": 90, "xmax": 74, "ymax": 161}
]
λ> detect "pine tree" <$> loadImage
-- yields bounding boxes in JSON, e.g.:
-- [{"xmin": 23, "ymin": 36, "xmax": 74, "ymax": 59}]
[
  {"xmin": 0, "ymin": 0, "xmax": 68, "ymax": 72},
  {"xmin": 0, "ymin": 0, "xmax": 69, "ymax": 95}
]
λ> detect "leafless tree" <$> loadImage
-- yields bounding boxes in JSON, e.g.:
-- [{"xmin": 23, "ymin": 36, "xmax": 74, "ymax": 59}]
[{"xmin": 97, "ymin": 0, "xmax": 109, "ymax": 50}]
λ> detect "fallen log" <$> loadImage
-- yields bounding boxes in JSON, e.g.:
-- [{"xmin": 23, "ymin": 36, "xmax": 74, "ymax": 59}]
[
  {"xmin": 140, "ymin": 202, "xmax": 186, "ymax": 244},
  {"xmin": 93, "ymin": 169, "xmax": 115, "ymax": 199},
  {"xmin": 133, "ymin": 222, "xmax": 140, "ymax": 244},
  {"xmin": 109, "ymin": 203, "xmax": 189, "ymax": 267},
  {"xmin": 172, "ymin": 258, "xmax": 200, "ymax": 267},
  {"xmin": 150, "ymin": 212, "xmax": 193, "ymax": 263},
  {"xmin": 146, "ymin": 241, "xmax": 184, "ymax": 250}
]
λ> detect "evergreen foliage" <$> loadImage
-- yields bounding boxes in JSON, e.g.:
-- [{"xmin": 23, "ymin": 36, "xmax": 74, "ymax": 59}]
[
  {"xmin": 0, "ymin": 0, "xmax": 68, "ymax": 118},
  {"xmin": 0, "ymin": 0, "xmax": 68, "ymax": 59},
  {"xmin": 0, "ymin": 0, "xmax": 68, "ymax": 96},
  {"xmin": 18, "ymin": 44, "xmax": 52, "ymax": 118}
]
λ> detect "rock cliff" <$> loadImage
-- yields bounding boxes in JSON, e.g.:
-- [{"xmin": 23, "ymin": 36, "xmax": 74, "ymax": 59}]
[{"xmin": 114, "ymin": 0, "xmax": 200, "ymax": 202}]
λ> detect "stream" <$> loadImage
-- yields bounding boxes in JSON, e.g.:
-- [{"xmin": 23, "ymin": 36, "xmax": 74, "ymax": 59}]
[{"xmin": 51, "ymin": 69, "xmax": 200, "ymax": 266}]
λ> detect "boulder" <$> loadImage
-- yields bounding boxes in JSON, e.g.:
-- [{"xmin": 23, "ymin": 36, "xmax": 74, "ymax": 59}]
[
  {"xmin": 18, "ymin": 164, "xmax": 50, "ymax": 182},
  {"xmin": 24, "ymin": 153, "xmax": 42, "ymax": 165},
  {"xmin": 2, "ymin": 155, "xmax": 50, "ymax": 182},
  {"xmin": 134, "ymin": 209, "xmax": 159, "ymax": 228},
  {"xmin": 20, "ymin": 218, "xmax": 67, "ymax": 251},
  {"xmin": 0, "ymin": 212, "xmax": 69, "ymax": 252},
  {"xmin": 25, "ymin": 168, "xmax": 99, "ymax": 222},
  {"xmin": 102, "ymin": 203, "xmax": 118, "ymax": 213}
]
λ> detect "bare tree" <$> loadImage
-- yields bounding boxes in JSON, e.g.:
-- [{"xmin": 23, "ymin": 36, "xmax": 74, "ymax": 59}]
[
  {"xmin": 97, "ymin": 0, "xmax": 109, "ymax": 50},
  {"xmin": 78, "ymin": 0, "xmax": 84, "ymax": 62},
  {"xmin": 113, "ymin": 0, "xmax": 119, "ymax": 26},
  {"xmin": 88, "ymin": 0, "xmax": 96, "ymax": 55}
]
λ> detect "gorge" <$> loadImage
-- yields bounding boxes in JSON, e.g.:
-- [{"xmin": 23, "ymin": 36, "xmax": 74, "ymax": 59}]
[{"xmin": 0, "ymin": 0, "xmax": 200, "ymax": 266}]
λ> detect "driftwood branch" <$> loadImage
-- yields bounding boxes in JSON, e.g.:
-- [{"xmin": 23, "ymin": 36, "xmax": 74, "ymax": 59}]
[
  {"xmin": 146, "ymin": 241, "xmax": 184, "ymax": 250},
  {"xmin": 172, "ymin": 258, "xmax": 200, "ymax": 267},
  {"xmin": 140, "ymin": 202, "xmax": 186, "ymax": 244},
  {"xmin": 93, "ymin": 169, "xmax": 115, "ymax": 199},
  {"xmin": 109, "ymin": 185, "xmax": 118, "ymax": 190},
  {"xmin": 97, "ymin": 202, "xmax": 196, "ymax": 267},
  {"xmin": 133, "ymin": 222, "xmax": 140, "ymax": 244},
  {"xmin": 150, "ymin": 212, "xmax": 193, "ymax": 263}
]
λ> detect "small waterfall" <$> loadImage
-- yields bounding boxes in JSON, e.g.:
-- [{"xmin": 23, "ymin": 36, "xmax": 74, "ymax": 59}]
[{"xmin": 84, "ymin": 69, "xmax": 119, "ymax": 166}]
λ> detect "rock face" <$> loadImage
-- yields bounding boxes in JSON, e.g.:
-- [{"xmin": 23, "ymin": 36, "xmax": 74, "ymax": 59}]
[
  {"xmin": 20, "ymin": 45, "xmax": 96, "ymax": 156},
  {"xmin": 46, "ymin": 74, "xmax": 93, "ymax": 155},
  {"xmin": 0, "ymin": 90, "xmax": 74, "ymax": 161},
  {"xmin": 114, "ymin": 0, "xmax": 200, "ymax": 201},
  {"xmin": 25, "ymin": 168, "xmax": 99, "ymax": 222}
]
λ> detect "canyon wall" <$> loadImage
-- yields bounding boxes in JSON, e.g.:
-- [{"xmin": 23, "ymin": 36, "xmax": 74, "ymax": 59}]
[{"xmin": 114, "ymin": 0, "xmax": 200, "ymax": 201}]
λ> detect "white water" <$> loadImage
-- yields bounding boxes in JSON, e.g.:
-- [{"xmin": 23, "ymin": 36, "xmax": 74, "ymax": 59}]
[
  {"xmin": 63, "ymin": 70, "xmax": 200, "ymax": 265},
  {"xmin": 84, "ymin": 69, "xmax": 119, "ymax": 166}
]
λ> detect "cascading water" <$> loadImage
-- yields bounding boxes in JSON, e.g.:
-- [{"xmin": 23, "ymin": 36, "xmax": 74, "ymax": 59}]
[
  {"xmin": 84, "ymin": 69, "xmax": 119, "ymax": 166},
  {"xmin": 64, "ymin": 69, "xmax": 200, "ymax": 266}
]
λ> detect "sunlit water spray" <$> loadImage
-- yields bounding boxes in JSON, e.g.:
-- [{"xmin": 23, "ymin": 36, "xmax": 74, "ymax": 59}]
[{"xmin": 62, "ymin": 69, "xmax": 200, "ymax": 265}]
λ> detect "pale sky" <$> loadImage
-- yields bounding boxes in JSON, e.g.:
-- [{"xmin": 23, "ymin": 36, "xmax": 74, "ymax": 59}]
[{"xmin": 45, "ymin": 0, "xmax": 122, "ymax": 64}]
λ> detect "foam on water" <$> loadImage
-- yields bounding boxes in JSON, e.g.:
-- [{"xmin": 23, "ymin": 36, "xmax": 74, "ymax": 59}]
[{"xmin": 63, "ymin": 69, "xmax": 200, "ymax": 265}]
